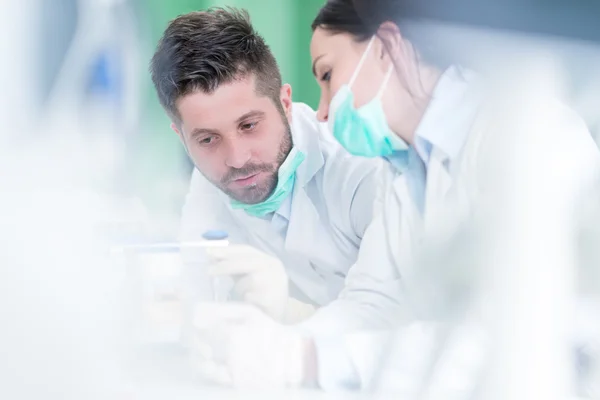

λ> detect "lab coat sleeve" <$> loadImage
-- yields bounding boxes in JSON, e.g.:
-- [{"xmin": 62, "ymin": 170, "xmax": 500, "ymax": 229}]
[
  {"xmin": 314, "ymin": 331, "xmax": 391, "ymax": 391},
  {"xmin": 318, "ymin": 120, "xmax": 391, "ymax": 240},
  {"xmin": 313, "ymin": 335, "xmax": 362, "ymax": 390},
  {"xmin": 314, "ymin": 325, "xmax": 435, "ymax": 391},
  {"xmin": 347, "ymin": 159, "xmax": 394, "ymax": 237},
  {"xmin": 301, "ymin": 176, "xmax": 412, "ymax": 335}
]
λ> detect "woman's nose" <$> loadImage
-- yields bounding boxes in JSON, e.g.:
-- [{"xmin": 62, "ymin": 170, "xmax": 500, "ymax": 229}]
[{"xmin": 316, "ymin": 97, "xmax": 329, "ymax": 123}]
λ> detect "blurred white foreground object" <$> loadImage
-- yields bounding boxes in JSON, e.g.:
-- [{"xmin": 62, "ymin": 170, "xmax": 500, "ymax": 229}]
[
  {"xmin": 479, "ymin": 54, "xmax": 600, "ymax": 400},
  {"xmin": 191, "ymin": 303, "xmax": 306, "ymax": 388},
  {"xmin": 113, "ymin": 230, "xmax": 229, "ymax": 345},
  {"xmin": 111, "ymin": 239, "xmax": 229, "ymax": 254}
]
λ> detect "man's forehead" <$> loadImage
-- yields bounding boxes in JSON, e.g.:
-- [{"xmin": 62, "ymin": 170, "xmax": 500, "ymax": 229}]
[
  {"xmin": 178, "ymin": 76, "xmax": 256, "ymax": 108},
  {"xmin": 177, "ymin": 78, "xmax": 274, "ymax": 132}
]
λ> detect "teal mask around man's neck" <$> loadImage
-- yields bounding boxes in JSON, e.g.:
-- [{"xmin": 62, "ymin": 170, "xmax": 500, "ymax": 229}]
[{"xmin": 230, "ymin": 147, "xmax": 306, "ymax": 217}]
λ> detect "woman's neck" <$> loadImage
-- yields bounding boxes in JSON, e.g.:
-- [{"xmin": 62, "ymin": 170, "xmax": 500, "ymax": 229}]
[{"xmin": 389, "ymin": 66, "xmax": 443, "ymax": 145}]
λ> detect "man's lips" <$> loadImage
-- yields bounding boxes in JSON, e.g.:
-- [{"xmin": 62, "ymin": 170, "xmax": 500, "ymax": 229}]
[{"xmin": 230, "ymin": 172, "xmax": 260, "ymax": 187}]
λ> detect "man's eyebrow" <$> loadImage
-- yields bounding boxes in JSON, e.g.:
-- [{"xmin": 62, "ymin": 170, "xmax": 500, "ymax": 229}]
[
  {"xmin": 190, "ymin": 127, "xmax": 217, "ymax": 138},
  {"xmin": 189, "ymin": 111, "xmax": 266, "ymax": 138},
  {"xmin": 236, "ymin": 110, "xmax": 265, "ymax": 124},
  {"xmin": 312, "ymin": 54, "xmax": 325, "ymax": 77}
]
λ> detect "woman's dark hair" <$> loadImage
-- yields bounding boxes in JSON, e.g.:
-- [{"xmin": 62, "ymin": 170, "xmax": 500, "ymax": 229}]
[
  {"xmin": 311, "ymin": 0, "xmax": 420, "ymax": 40},
  {"xmin": 311, "ymin": 0, "xmax": 374, "ymax": 41},
  {"xmin": 311, "ymin": 0, "xmax": 453, "ymax": 69}
]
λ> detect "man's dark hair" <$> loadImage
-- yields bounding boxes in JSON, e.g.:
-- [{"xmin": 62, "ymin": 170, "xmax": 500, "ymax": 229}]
[{"xmin": 150, "ymin": 7, "xmax": 282, "ymax": 121}]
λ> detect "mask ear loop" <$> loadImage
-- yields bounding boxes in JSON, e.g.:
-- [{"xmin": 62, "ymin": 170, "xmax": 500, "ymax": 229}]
[
  {"xmin": 348, "ymin": 36, "xmax": 375, "ymax": 89},
  {"xmin": 376, "ymin": 66, "xmax": 394, "ymax": 99},
  {"xmin": 377, "ymin": 64, "xmax": 408, "ymax": 150},
  {"xmin": 348, "ymin": 36, "xmax": 394, "ymax": 100}
]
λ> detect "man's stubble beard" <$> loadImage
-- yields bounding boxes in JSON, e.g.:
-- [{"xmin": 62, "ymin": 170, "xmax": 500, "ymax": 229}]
[{"xmin": 210, "ymin": 118, "xmax": 293, "ymax": 204}]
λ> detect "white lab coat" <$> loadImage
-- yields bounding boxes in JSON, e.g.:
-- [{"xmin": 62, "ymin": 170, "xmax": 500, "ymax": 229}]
[
  {"xmin": 304, "ymin": 95, "xmax": 600, "ymax": 389},
  {"xmin": 179, "ymin": 102, "xmax": 391, "ymax": 307}
]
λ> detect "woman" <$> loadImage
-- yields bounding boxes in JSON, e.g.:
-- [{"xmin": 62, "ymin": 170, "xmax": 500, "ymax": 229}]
[{"xmin": 302, "ymin": 0, "xmax": 489, "ymax": 334}]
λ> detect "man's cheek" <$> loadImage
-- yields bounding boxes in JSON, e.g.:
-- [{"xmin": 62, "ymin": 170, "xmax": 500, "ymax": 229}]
[{"xmin": 197, "ymin": 162, "xmax": 223, "ymax": 183}]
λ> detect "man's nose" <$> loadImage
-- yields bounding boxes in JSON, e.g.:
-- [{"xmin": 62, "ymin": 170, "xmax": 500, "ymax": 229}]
[{"xmin": 224, "ymin": 141, "xmax": 251, "ymax": 169}]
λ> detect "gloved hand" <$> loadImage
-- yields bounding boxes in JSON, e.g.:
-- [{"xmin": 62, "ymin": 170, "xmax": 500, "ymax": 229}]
[
  {"xmin": 206, "ymin": 245, "xmax": 316, "ymax": 323},
  {"xmin": 190, "ymin": 302, "xmax": 314, "ymax": 388}
]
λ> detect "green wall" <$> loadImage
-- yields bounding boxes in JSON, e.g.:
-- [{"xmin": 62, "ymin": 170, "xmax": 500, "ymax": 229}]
[{"xmin": 203, "ymin": 0, "xmax": 324, "ymax": 106}]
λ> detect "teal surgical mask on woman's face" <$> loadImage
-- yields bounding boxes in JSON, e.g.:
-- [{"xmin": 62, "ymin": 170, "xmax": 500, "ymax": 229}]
[
  {"xmin": 230, "ymin": 147, "xmax": 305, "ymax": 217},
  {"xmin": 328, "ymin": 37, "xmax": 408, "ymax": 158}
]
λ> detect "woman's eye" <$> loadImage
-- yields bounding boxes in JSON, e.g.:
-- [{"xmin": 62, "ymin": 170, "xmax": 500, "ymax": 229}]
[{"xmin": 321, "ymin": 71, "xmax": 331, "ymax": 82}]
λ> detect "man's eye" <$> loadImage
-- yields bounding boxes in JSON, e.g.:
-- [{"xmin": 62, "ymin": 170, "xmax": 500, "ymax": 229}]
[
  {"xmin": 198, "ymin": 136, "xmax": 215, "ymax": 145},
  {"xmin": 321, "ymin": 71, "xmax": 331, "ymax": 82},
  {"xmin": 240, "ymin": 122, "xmax": 257, "ymax": 131}
]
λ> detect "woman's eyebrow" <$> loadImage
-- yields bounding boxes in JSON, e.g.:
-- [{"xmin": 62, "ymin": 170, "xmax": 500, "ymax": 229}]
[{"xmin": 312, "ymin": 54, "xmax": 325, "ymax": 77}]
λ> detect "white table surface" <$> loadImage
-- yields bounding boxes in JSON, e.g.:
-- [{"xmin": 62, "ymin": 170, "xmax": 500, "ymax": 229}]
[{"xmin": 125, "ymin": 343, "xmax": 367, "ymax": 400}]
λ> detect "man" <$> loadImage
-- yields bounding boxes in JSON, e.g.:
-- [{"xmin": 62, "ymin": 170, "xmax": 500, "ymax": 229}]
[{"xmin": 149, "ymin": 8, "xmax": 390, "ymax": 324}]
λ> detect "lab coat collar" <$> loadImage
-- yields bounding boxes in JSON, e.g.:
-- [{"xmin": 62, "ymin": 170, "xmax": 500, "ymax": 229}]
[
  {"xmin": 272, "ymin": 104, "xmax": 325, "ymax": 222},
  {"xmin": 424, "ymin": 147, "xmax": 453, "ymax": 224},
  {"xmin": 413, "ymin": 66, "xmax": 481, "ymax": 166},
  {"xmin": 384, "ymin": 151, "xmax": 410, "ymax": 173},
  {"xmin": 282, "ymin": 180, "xmax": 332, "ymax": 304},
  {"xmin": 282, "ymin": 105, "xmax": 331, "ymax": 303},
  {"xmin": 283, "ymin": 105, "xmax": 326, "ymax": 249},
  {"xmin": 274, "ymin": 189, "xmax": 293, "ymax": 221},
  {"xmin": 290, "ymin": 103, "xmax": 325, "ymax": 188}
]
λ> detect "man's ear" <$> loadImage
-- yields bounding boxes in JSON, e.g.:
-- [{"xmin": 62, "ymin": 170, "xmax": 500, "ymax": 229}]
[
  {"xmin": 171, "ymin": 122, "xmax": 184, "ymax": 142},
  {"xmin": 280, "ymin": 83, "xmax": 293, "ymax": 122}
]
